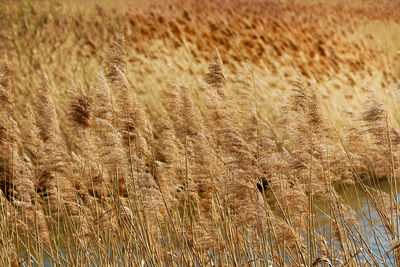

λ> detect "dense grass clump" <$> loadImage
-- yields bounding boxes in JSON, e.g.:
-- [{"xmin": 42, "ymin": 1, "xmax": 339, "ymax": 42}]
[{"xmin": 1, "ymin": 0, "xmax": 400, "ymax": 266}]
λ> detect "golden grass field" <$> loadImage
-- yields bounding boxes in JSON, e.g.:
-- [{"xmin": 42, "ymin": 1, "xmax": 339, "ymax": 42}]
[{"xmin": 1, "ymin": 0, "xmax": 400, "ymax": 266}]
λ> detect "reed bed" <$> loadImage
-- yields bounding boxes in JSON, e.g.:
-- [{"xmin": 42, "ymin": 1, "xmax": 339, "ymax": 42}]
[{"xmin": 1, "ymin": 0, "xmax": 400, "ymax": 266}]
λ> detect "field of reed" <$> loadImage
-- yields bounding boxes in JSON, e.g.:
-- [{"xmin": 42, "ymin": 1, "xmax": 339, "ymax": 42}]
[{"xmin": 1, "ymin": 0, "xmax": 400, "ymax": 266}]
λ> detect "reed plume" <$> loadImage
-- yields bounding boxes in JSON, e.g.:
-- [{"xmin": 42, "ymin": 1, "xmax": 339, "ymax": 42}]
[
  {"xmin": 0, "ymin": 53, "xmax": 12, "ymax": 114},
  {"xmin": 107, "ymin": 34, "xmax": 153, "ymax": 168},
  {"xmin": 164, "ymin": 75, "xmax": 221, "ymax": 208},
  {"xmin": 67, "ymin": 83, "xmax": 108, "ymax": 196},
  {"xmin": 233, "ymin": 63, "xmax": 259, "ymax": 154},
  {"xmin": 0, "ymin": 54, "xmax": 50, "ymax": 245},
  {"xmin": 155, "ymin": 113, "xmax": 184, "ymax": 206},
  {"xmin": 359, "ymin": 90, "xmax": 400, "ymax": 177},
  {"xmin": 181, "ymin": 83, "xmax": 219, "ymax": 212},
  {"xmin": 0, "ymin": 53, "xmax": 18, "ymax": 196},
  {"xmin": 345, "ymin": 89, "xmax": 400, "ymax": 179},
  {"xmin": 21, "ymin": 103, "xmax": 43, "ymax": 175},
  {"xmin": 91, "ymin": 69, "xmax": 126, "ymax": 192},
  {"xmin": 162, "ymin": 74, "xmax": 225, "ymax": 247},
  {"xmin": 205, "ymin": 48, "xmax": 227, "ymax": 100},
  {"xmin": 34, "ymin": 73, "xmax": 92, "ymax": 243},
  {"xmin": 103, "ymin": 35, "xmax": 167, "ymax": 227},
  {"xmin": 205, "ymin": 49, "xmax": 265, "ymax": 228},
  {"xmin": 68, "ymin": 83, "xmax": 93, "ymax": 130},
  {"xmin": 34, "ymin": 73, "xmax": 73, "ymax": 195},
  {"xmin": 105, "ymin": 31, "xmax": 127, "ymax": 84},
  {"xmin": 112, "ymin": 67, "xmax": 153, "ymax": 172}
]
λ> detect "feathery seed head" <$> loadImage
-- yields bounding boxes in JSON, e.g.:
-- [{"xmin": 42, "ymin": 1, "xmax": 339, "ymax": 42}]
[
  {"xmin": 68, "ymin": 84, "xmax": 93, "ymax": 129},
  {"xmin": 0, "ymin": 52, "xmax": 13, "ymax": 113},
  {"xmin": 35, "ymin": 72, "xmax": 58, "ymax": 142},
  {"xmin": 206, "ymin": 48, "xmax": 227, "ymax": 99},
  {"xmin": 105, "ymin": 31, "xmax": 127, "ymax": 83}
]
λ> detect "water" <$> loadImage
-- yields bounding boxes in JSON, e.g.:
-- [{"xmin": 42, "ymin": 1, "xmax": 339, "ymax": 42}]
[
  {"xmin": 314, "ymin": 179, "xmax": 400, "ymax": 266},
  {"xmin": 17, "ymin": 179, "xmax": 400, "ymax": 266}
]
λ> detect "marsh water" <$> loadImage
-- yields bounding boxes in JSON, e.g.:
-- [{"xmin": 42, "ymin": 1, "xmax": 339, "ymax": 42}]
[
  {"xmin": 314, "ymin": 178, "xmax": 400, "ymax": 266},
  {"xmin": 20, "ymin": 179, "xmax": 400, "ymax": 266}
]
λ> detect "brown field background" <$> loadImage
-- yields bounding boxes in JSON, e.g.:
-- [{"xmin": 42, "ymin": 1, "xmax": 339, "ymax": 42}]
[{"xmin": 2, "ymin": 0, "xmax": 400, "ymax": 137}]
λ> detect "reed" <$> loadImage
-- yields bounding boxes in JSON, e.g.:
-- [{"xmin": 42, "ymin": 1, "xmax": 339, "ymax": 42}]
[{"xmin": 1, "ymin": 0, "xmax": 400, "ymax": 266}]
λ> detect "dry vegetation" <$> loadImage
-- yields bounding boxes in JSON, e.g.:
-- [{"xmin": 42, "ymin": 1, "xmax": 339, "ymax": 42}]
[{"xmin": 1, "ymin": 0, "xmax": 400, "ymax": 266}]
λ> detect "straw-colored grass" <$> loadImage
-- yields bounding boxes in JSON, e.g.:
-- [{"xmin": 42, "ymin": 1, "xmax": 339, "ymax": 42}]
[{"xmin": 1, "ymin": 0, "xmax": 400, "ymax": 266}]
